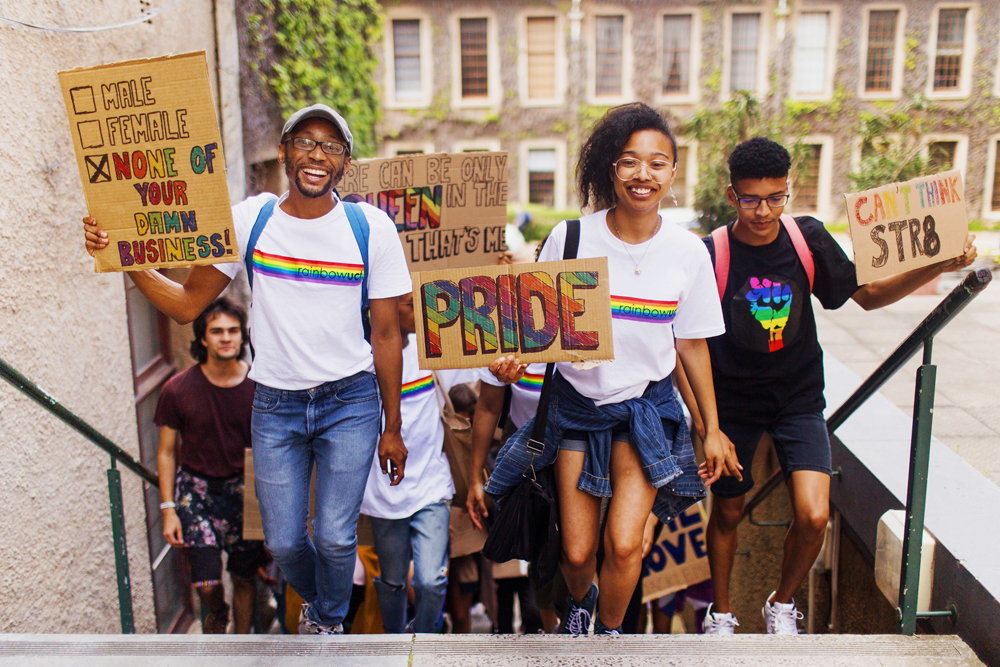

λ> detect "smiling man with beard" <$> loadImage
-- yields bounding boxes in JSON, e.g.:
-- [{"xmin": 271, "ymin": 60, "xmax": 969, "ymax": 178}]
[{"xmin": 84, "ymin": 104, "xmax": 412, "ymax": 635}]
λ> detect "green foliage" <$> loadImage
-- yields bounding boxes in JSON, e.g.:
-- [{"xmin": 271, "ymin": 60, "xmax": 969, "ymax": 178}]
[
  {"xmin": 249, "ymin": 0, "xmax": 385, "ymax": 157},
  {"xmin": 507, "ymin": 204, "xmax": 581, "ymax": 241},
  {"xmin": 848, "ymin": 98, "xmax": 935, "ymax": 191}
]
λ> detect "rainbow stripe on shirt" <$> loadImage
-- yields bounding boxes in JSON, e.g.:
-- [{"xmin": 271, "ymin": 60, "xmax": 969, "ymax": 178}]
[
  {"xmin": 610, "ymin": 295, "xmax": 678, "ymax": 324},
  {"xmin": 516, "ymin": 371, "xmax": 545, "ymax": 392},
  {"xmin": 401, "ymin": 374, "xmax": 434, "ymax": 399},
  {"xmin": 252, "ymin": 249, "xmax": 364, "ymax": 286}
]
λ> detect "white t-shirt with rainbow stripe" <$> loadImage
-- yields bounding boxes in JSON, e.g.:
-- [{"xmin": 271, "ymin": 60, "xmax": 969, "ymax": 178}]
[{"xmin": 478, "ymin": 362, "xmax": 546, "ymax": 429}]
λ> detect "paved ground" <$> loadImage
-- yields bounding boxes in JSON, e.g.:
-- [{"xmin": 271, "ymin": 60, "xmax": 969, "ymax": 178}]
[{"xmin": 817, "ymin": 231, "xmax": 1000, "ymax": 488}]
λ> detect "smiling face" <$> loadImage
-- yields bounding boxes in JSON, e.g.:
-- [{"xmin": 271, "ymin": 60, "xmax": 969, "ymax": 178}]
[
  {"xmin": 727, "ymin": 176, "xmax": 789, "ymax": 246},
  {"xmin": 278, "ymin": 118, "xmax": 351, "ymax": 199},
  {"xmin": 611, "ymin": 129, "xmax": 676, "ymax": 215}
]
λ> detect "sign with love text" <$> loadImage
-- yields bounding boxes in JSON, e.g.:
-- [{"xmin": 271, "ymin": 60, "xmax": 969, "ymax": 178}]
[
  {"xmin": 60, "ymin": 51, "xmax": 236, "ymax": 273},
  {"xmin": 412, "ymin": 258, "xmax": 614, "ymax": 370},
  {"xmin": 641, "ymin": 502, "xmax": 711, "ymax": 602},
  {"xmin": 844, "ymin": 170, "xmax": 968, "ymax": 284},
  {"xmin": 339, "ymin": 152, "xmax": 509, "ymax": 271}
]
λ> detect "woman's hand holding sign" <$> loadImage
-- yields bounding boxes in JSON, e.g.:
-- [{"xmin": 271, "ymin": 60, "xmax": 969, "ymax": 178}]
[
  {"xmin": 489, "ymin": 355, "xmax": 527, "ymax": 385},
  {"xmin": 83, "ymin": 216, "xmax": 109, "ymax": 256}
]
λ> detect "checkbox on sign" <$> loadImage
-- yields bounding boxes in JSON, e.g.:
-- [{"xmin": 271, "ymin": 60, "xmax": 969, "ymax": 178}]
[
  {"xmin": 70, "ymin": 86, "xmax": 97, "ymax": 114},
  {"xmin": 85, "ymin": 154, "xmax": 111, "ymax": 183},
  {"xmin": 77, "ymin": 120, "xmax": 104, "ymax": 149}
]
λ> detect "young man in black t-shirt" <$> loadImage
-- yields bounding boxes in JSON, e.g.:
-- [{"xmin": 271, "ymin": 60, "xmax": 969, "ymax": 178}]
[{"xmin": 699, "ymin": 137, "xmax": 977, "ymax": 635}]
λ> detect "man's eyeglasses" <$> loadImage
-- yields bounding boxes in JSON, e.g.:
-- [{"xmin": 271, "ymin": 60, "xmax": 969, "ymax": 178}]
[
  {"xmin": 613, "ymin": 158, "xmax": 674, "ymax": 184},
  {"xmin": 284, "ymin": 137, "xmax": 348, "ymax": 156},
  {"xmin": 733, "ymin": 193, "xmax": 790, "ymax": 209}
]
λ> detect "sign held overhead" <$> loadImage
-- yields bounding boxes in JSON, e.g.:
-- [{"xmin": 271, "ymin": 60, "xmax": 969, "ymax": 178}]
[
  {"xmin": 59, "ymin": 51, "xmax": 236, "ymax": 273},
  {"xmin": 412, "ymin": 258, "xmax": 614, "ymax": 370},
  {"xmin": 844, "ymin": 170, "xmax": 968, "ymax": 285}
]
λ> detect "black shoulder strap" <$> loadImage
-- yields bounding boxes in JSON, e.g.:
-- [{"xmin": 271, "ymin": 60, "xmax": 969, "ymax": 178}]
[{"xmin": 564, "ymin": 219, "xmax": 580, "ymax": 261}]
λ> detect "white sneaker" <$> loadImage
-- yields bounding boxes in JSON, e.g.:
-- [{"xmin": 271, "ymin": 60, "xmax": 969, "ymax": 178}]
[
  {"xmin": 298, "ymin": 602, "xmax": 344, "ymax": 635},
  {"xmin": 702, "ymin": 603, "xmax": 739, "ymax": 635},
  {"xmin": 762, "ymin": 592, "xmax": 803, "ymax": 635}
]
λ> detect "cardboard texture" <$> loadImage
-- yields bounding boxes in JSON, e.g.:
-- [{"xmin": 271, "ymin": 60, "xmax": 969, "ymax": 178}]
[
  {"xmin": 844, "ymin": 170, "xmax": 968, "ymax": 284},
  {"xmin": 413, "ymin": 257, "xmax": 614, "ymax": 370},
  {"xmin": 59, "ymin": 51, "xmax": 236, "ymax": 272},
  {"xmin": 641, "ymin": 503, "xmax": 711, "ymax": 602},
  {"xmin": 450, "ymin": 506, "xmax": 488, "ymax": 558},
  {"xmin": 339, "ymin": 152, "xmax": 508, "ymax": 271}
]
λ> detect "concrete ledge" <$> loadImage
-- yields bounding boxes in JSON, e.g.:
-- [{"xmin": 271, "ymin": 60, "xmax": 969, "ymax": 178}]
[{"xmin": 825, "ymin": 356, "xmax": 1000, "ymax": 667}]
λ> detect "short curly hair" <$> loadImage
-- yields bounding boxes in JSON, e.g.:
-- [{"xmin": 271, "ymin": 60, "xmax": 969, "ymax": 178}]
[
  {"xmin": 728, "ymin": 137, "xmax": 791, "ymax": 183},
  {"xmin": 576, "ymin": 103, "xmax": 678, "ymax": 211},
  {"xmin": 190, "ymin": 298, "xmax": 249, "ymax": 364}
]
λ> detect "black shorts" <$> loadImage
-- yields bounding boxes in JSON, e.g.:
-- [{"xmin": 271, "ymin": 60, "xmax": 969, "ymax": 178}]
[
  {"xmin": 710, "ymin": 411, "xmax": 832, "ymax": 498},
  {"xmin": 188, "ymin": 544, "xmax": 269, "ymax": 584}
]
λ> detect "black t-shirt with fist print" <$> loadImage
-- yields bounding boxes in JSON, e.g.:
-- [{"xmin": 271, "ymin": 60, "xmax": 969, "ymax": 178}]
[{"xmin": 704, "ymin": 217, "xmax": 860, "ymax": 425}]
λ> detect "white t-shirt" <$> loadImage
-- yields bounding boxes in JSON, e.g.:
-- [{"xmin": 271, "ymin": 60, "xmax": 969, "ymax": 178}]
[
  {"xmin": 478, "ymin": 362, "xmax": 546, "ymax": 429},
  {"xmin": 537, "ymin": 210, "xmax": 724, "ymax": 405},
  {"xmin": 215, "ymin": 193, "xmax": 412, "ymax": 390},
  {"xmin": 361, "ymin": 334, "xmax": 455, "ymax": 519}
]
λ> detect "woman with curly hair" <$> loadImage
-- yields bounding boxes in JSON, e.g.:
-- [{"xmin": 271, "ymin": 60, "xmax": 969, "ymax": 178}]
[{"xmin": 485, "ymin": 102, "xmax": 742, "ymax": 634}]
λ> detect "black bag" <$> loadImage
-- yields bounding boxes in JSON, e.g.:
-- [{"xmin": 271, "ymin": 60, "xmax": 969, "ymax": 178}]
[{"xmin": 481, "ymin": 221, "xmax": 580, "ymax": 587}]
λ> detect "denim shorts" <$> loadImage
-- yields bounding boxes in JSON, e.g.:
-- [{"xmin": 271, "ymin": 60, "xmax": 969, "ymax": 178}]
[
  {"xmin": 561, "ymin": 426, "xmax": 632, "ymax": 452},
  {"xmin": 710, "ymin": 411, "xmax": 832, "ymax": 498}
]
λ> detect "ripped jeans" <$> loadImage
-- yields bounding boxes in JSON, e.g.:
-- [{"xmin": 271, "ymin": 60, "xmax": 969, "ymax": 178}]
[{"xmin": 369, "ymin": 500, "xmax": 451, "ymax": 633}]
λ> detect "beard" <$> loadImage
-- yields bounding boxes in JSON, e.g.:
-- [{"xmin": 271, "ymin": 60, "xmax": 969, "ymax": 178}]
[{"xmin": 289, "ymin": 161, "xmax": 345, "ymax": 199}]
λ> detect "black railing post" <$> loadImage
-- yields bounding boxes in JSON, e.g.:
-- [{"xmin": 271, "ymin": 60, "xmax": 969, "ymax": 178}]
[{"xmin": 107, "ymin": 456, "xmax": 135, "ymax": 634}]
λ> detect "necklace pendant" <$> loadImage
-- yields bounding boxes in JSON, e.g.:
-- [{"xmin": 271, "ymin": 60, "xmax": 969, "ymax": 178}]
[{"xmin": 635, "ymin": 267, "xmax": 642, "ymax": 275}]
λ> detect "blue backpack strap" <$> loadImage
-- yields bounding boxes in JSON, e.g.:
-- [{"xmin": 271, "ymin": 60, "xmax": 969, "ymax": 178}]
[
  {"xmin": 245, "ymin": 198, "xmax": 278, "ymax": 292},
  {"xmin": 343, "ymin": 202, "xmax": 372, "ymax": 343}
]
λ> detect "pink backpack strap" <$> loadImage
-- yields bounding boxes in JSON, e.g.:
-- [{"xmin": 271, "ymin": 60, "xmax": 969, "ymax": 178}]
[
  {"xmin": 710, "ymin": 225, "xmax": 730, "ymax": 300},
  {"xmin": 780, "ymin": 214, "xmax": 814, "ymax": 293}
]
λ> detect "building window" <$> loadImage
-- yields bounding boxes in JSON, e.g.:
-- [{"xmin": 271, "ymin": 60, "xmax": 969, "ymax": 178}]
[
  {"xmin": 528, "ymin": 148, "xmax": 556, "ymax": 206},
  {"xmin": 933, "ymin": 8, "xmax": 967, "ymax": 90},
  {"xmin": 928, "ymin": 141, "xmax": 957, "ymax": 172},
  {"xmin": 992, "ymin": 141, "xmax": 1000, "ymax": 210},
  {"xmin": 672, "ymin": 145, "xmax": 689, "ymax": 206},
  {"xmin": 795, "ymin": 144, "xmax": 822, "ymax": 213},
  {"xmin": 865, "ymin": 10, "xmax": 898, "ymax": 92},
  {"xmin": 460, "ymin": 18, "xmax": 489, "ymax": 98},
  {"xmin": 393, "ymin": 19, "xmax": 422, "ymax": 101},
  {"xmin": 595, "ymin": 16, "xmax": 624, "ymax": 96},
  {"xmin": 794, "ymin": 12, "xmax": 829, "ymax": 95},
  {"xmin": 662, "ymin": 15, "xmax": 692, "ymax": 95},
  {"xmin": 527, "ymin": 17, "xmax": 557, "ymax": 100},
  {"xmin": 730, "ymin": 13, "xmax": 760, "ymax": 93}
]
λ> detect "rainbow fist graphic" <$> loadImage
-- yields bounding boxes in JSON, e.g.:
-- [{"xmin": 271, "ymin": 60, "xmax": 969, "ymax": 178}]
[{"xmin": 746, "ymin": 278, "xmax": 793, "ymax": 352}]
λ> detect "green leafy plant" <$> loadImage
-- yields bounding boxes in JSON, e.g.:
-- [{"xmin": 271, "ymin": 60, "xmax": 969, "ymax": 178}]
[{"xmin": 848, "ymin": 98, "xmax": 934, "ymax": 191}]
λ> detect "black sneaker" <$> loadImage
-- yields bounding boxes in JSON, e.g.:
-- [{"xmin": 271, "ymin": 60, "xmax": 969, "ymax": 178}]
[
  {"xmin": 559, "ymin": 583, "xmax": 598, "ymax": 635},
  {"xmin": 594, "ymin": 616, "xmax": 622, "ymax": 635}
]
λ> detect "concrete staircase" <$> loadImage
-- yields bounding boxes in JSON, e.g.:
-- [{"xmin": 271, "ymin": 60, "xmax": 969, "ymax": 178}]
[{"xmin": 0, "ymin": 633, "xmax": 985, "ymax": 666}]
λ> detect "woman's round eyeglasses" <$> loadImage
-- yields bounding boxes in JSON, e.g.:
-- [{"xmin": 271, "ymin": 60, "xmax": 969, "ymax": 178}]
[{"xmin": 613, "ymin": 158, "xmax": 674, "ymax": 184}]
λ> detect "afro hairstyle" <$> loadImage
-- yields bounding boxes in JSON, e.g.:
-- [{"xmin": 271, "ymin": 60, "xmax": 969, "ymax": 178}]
[{"xmin": 727, "ymin": 137, "xmax": 791, "ymax": 184}]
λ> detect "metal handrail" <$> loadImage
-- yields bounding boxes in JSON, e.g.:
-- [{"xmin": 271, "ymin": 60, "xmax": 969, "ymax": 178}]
[{"xmin": 0, "ymin": 356, "xmax": 161, "ymax": 633}]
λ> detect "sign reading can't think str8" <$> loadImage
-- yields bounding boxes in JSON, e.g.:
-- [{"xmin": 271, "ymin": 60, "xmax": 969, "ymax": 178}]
[
  {"xmin": 339, "ymin": 152, "xmax": 508, "ymax": 271},
  {"xmin": 844, "ymin": 170, "xmax": 968, "ymax": 285},
  {"xmin": 59, "ymin": 51, "xmax": 236, "ymax": 273}
]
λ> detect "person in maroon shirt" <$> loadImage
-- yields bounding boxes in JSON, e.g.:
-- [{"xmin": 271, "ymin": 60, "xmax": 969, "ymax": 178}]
[{"xmin": 155, "ymin": 298, "xmax": 267, "ymax": 633}]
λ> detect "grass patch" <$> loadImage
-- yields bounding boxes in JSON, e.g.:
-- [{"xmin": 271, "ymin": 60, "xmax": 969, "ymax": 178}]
[
  {"xmin": 508, "ymin": 203, "xmax": 581, "ymax": 241},
  {"xmin": 824, "ymin": 221, "xmax": 850, "ymax": 233},
  {"xmin": 968, "ymin": 219, "xmax": 999, "ymax": 232}
]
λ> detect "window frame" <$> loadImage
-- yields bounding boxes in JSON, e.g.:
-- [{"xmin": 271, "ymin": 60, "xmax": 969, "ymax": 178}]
[
  {"xmin": 452, "ymin": 138, "xmax": 503, "ymax": 153},
  {"xmin": 586, "ymin": 8, "xmax": 634, "ymax": 105},
  {"xmin": 921, "ymin": 133, "xmax": 969, "ymax": 179},
  {"xmin": 788, "ymin": 136, "xmax": 834, "ymax": 221},
  {"xmin": 450, "ymin": 10, "xmax": 502, "ymax": 110},
  {"xmin": 384, "ymin": 9, "xmax": 434, "ymax": 109},
  {"xmin": 982, "ymin": 134, "xmax": 1000, "ymax": 221},
  {"xmin": 858, "ymin": 4, "xmax": 907, "ymax": 100},
  {"xmin": 518, "ymin": 139, "xmax": 567, "ymax": 211},
  {"xmin": 925, "ymin": 3, "xmax": 978, "ymax": 100},
  {"xmin": 381, "ymin": 140, "xmax": 435, "ymax": 157},
  {"xmin": 721, "ymin": 6, "xmax": 770, "ymax": 102},
  {"xmin": 671, "ymin": 137, "xmax": 699, "ymax": 209},
  {"xmin": 789, "ymin": 6, "xmax": 841, "ymax": 102},
  {"xmin": 517, "ymin": 11, "xmax": 567, "ymax": 107},
  {"xmin": 655, "ymin": 8, "xmax": 702, "ymax": 106}
]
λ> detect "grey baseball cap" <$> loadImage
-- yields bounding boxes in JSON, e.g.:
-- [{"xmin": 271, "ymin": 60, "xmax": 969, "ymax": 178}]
[{"xmin": 281, "ymin": 104, "xmax": 354, "ymax": 155}]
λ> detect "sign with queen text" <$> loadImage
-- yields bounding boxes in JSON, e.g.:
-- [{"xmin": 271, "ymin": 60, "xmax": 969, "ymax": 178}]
[
  {"xmin": 412, "ymin": 258, "xmax": 615, "ymax": 370},
  {"xmin": 844, "ymin": 170, "xmax": 968, "ymax": 285},
  {"xmin": 59, "ymin": 51, "xmax": 236, "ymax": 272}
]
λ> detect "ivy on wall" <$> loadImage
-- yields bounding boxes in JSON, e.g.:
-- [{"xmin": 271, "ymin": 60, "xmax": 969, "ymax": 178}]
[{"xmin": 248, "ymin": 0, "xmax": 385, "ymax": 158}]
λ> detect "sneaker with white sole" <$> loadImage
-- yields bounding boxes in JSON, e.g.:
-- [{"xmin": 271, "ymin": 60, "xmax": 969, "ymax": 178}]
[
  {"xmin": 702, "ymin": 603, "xmax": 739, "ymax": 635},
  {"xmin": 762, "ymin": 592, "xmax": 803, "ymax": 635},
  {"xmin": 559, "ymin": 583, "xmax": 598, "ymax": 635},
  {"xmin": 299, "ymin": 602, "xmax": 344, "ymax": 635}
]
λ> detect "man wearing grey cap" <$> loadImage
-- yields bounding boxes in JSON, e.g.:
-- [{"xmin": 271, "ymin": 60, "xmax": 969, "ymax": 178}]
[{"xmin": 84, "ymin": 104, "xmax": 412, "ymax": 635}]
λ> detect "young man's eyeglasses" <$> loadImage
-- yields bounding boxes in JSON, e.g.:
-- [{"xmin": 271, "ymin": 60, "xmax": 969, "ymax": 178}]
[
  {"xmin": 613, "ymin": 158, "xmax": 674, "ymax": 184},
  {"xmin": 284, "ymin": 136, "xmax": 349, "ymax": 156},
  {"xmin": 733, "ymin": 192, "xmax": 790, "ymax": 209}
]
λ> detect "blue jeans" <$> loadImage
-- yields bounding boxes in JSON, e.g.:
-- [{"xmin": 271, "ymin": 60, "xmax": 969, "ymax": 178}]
[
  {"xmin": 251, "ymin": 371, "xmax": 380, "ymax": 626},
  {"xmin": 369, "ymin": 500, "xmax": 451, "ymax": 633}
]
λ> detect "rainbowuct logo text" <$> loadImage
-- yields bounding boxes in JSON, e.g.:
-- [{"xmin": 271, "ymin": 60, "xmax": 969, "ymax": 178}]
[
  {"xmin": 610, "ymin": 296, "xmax": 677, "ymax": 323},
  {"xmin": 401, "ymin": 375, "xmax": 434, "ymax": 399},
  {"xmin": 252, "ymin": 249, "xmax": 364, "ymax": 286},
  {"xmin": 746, "ymin": 278, "xmax": 792, "ymax": 352},
  {"xmin": 516, "ymin": 372, "xmax": 544, "ymax": 392}
]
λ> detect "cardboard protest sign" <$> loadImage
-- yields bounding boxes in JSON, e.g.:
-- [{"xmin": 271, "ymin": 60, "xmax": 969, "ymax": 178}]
[
  {"xmin": 339, "ymin": 152, "xmax": 508, "ymax": 271},
  {"xmin": 412, "ymin": 258, "xmax": 614, "ymax": 370},
  {"xmin": 59, "ymin": 51, "xmax": 236, "ymax": 272},
  {"xmin": 641, "ymin": 502, "xmax": 711, "ymax": 602},
  {"xmin": 844, "ymin": 170, "xmax": 968, "ymax": 284}
]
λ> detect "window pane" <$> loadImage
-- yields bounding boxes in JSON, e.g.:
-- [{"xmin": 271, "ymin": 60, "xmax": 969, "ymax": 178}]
[
  {"xmin": 933, "ymin": 9, "xmax": 966, "ymax": 90},
  {"xmin": 730, "ymin": 14, "xmax": 759, "ymax": 92},
  {"xmin": 795, "ymin": 144, "xmax": 822, "ymax": 212},
  {"xmin": 528, "ymin": 148, "xmax": 556, "ymax": 206},
  {"xmin": 662, "ymin": 15, "xmax": 692, "ymax": 94},
  {"xmin": 865, "ymin": 10, "xmax": 897, "ymax": 91},
  {"xmin": 993, "ymin": 142, "xmax": 1000, "ymax": 210},
  {"xmin": 461, "ymin": 18, "xmax": 489, "ymax": 98},
  {"xmin": 595, "ymin": 16, "xmax": 624, "ymax": 96},
  {"xmin": 393, "ymin": 20, "xmax": 422, "ymax": 100},
  {"xmin": 794, "ymin": 12, "xmax": 829, "ymax": 94},
  {"xmin": 673, "ymin": 146, "xmax": 689, "ymax": 206},
  {"xmin": 527, "ymin": 17, "xmax": 557, "ymax": 99},
  {"xmin": 126, "ymin": 281, "xmax": 162, "ymax": 375},
  {"xmin": 928, "ymin": 141, "xmax": 957, "ymax": 172}
]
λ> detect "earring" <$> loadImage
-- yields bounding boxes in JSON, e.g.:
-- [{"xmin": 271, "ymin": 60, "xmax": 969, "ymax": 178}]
[{"xmin": 669, "ymin": 187, "xmax": 678, "ymax": 207}]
